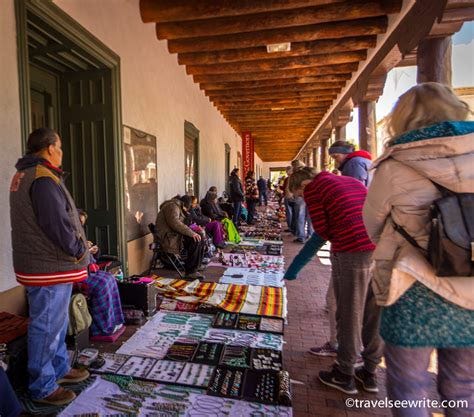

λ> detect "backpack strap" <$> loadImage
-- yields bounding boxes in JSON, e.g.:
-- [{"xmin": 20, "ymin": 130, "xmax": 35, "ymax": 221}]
[{"xmin": 391, "ymin": 219, "xmax": 428, "ymax": 255}]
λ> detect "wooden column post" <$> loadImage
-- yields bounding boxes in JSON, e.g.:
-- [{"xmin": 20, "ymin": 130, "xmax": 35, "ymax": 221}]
[
  {"xmin": 358, "ymin": 101, "xmax": 377, "ymax": 156},
  {"xmin": 335, "ymin": 125, "xmax": 346, "ymax": 141},
  {"xmin": 417, "ymin": 36, "xmax": 452, "ymax": 85},
  {"xmin": 320, "ymin": 139, "xmax": 329, "ymax": 170}
]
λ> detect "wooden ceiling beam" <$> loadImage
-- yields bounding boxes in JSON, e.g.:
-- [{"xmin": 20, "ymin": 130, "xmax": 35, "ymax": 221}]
[
  {"xmin": 156, "ymin": 1, "xmax": 401, "ymax": 40},
  {"xmin": 201, "ymin": 75, "xmax": 349, "ymax": 90},
  {"xmin": 140, "ymin": 0, "xmax": 347, "ymax": 23},
  {"xmin": 178, "ymin": 36, "xmax": 376, "ymax": 65},
  {"xmin": 193, "ymin": 64, "xmax": 357, "ymax": 83},
  {"xmin": 211, "ymin": 91, "xmax": 338, "ymax": 101},
  {"xmin": 217, "ymin": 101, "xmax": 333, "ymax": 110},
  {"xmin": 205, "ymin": 83, "xmax": 344, "ymax": 96},
  {"xmin": 167, "ymin": 17, "xmax": 388, "ymax": 53},
  {"xmin": 186, "ymin": 51, "xmax": 366, "ymax": 75},
  {"xmin": 227, "ymin": 112, "xmax": 324, "ymax": 119},
  {"xmin": 208, "ymin": 89, "xmax": 339, "ymax": 101}
]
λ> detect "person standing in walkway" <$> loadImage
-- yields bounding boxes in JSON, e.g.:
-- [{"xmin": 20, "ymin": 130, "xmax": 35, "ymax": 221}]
[
  {"xmin": 229, "ymin": 168, "xmax": 244, "ymax": 226},
  {"xmin": 257, "ymin": 175, "xmax": 268, "ymax": 206},
  {"xmin": 363, "ymin": 82, "xmax": 474, "ymax": 417},
  {"xmin": 282, "ymin": 166, "xmax": 294, "ymax": 232},
  {"xmin": 291, "ymin": 160, "xmax": 313, "ymax": 243},
  {"xmin": 244, "ymin": 170, "xmax": 259, "ymax": 224},
  {"xmin": 10, "ymin": 128, "xmax": 90, "ymax": 406},
  {"xmin": 329, "ymin": 141, "xmax": 372, "ymax": 186},
  {"xmin": 290, "ymin": 167, "xmax": 382, "ymax": 395}
]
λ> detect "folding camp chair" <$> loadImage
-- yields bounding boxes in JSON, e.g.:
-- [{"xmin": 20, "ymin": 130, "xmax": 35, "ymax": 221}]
[{"xmin": 147, "ymin": 223, "xmax": 185, "ymax": 278}]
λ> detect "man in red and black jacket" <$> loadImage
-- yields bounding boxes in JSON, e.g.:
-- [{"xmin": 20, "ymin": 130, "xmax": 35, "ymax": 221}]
[
  {"xmin": 329, "ymin": 140, "xmax": 372, "ymax": 186},
  {"xmin": 289, "ymin": 167, "xmax": 382, "ymax": 396}
]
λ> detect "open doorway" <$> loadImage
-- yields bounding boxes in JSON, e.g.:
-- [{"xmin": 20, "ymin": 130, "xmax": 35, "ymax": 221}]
[{"xmin": 16, "ymin": 1, "xmax": 125, "ymax": 258}]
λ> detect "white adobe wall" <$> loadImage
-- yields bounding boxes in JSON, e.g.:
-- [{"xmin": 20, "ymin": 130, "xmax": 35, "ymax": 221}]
[{"xmin": 0, "ymin": 1, "xmax": 23, "ymax": 291}]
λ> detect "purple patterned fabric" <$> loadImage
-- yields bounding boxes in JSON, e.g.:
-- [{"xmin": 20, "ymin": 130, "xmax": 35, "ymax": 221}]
[{"xmin": 84, "ymin": 270, "xmax": 124, "ymax": 336}]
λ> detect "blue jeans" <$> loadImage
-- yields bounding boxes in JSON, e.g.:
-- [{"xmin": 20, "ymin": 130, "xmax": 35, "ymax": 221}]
[
  {"xmin": 258, "ymin": 191, "xmax": 267, "ymax": 206},
  {"xmin": 232, "ymin": 201, "xmax": 242, "ymax": 225},
  {"xmin": 294, "ymin": 197, "xmax": 313, "ymax": 240},
  {"xmin": 26, "ymin": 283, "xmax": 72, "ymax": 399},
  {"xmin": 385, "ymin": 343, "xmax": 474, "ymax": 417},
  {"xmin": 284, "ymin": 197, "xmax": 294, "ymax": 231}
]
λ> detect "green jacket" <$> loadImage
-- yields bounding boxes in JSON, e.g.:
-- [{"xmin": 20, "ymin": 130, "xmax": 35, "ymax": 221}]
[{"xmin": 221, "ymin": 218, "xmax": 241, "ymax": 243}]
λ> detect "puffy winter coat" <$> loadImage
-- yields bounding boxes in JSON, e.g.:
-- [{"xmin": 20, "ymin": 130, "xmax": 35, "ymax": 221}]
[
  {"xmin": 229, "ymin": 174, "xmax": 244, "ymax": 202},
  {"xmin": 363, "ymin": 121, "xmax": 474, "ymax": 310},
  {"xmin": 339, "ymin": 150, "xmax": 372, "ymax": 186}
]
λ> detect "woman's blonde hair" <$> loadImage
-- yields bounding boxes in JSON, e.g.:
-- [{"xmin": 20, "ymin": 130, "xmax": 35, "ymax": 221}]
[
  {"xmin": 288, "ymin": 166, "xmax": 318, "ymax": 193},
  {"xmin": 387, "ymin": 82, "xmax": 471, "ymax": 143}
]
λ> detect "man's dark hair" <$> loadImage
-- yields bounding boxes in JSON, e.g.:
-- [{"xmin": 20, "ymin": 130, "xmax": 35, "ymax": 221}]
[
  {"xmin": 26, "ymin": 128, "xmax": 58, "ymax": 155},
  {"xmin": 180, "ymin": 195, "xmax": 193, "ymax": 210}
]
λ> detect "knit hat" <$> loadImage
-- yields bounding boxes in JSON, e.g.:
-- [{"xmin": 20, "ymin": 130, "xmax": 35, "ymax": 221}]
[{"xmin": 328, "ymin": 141, "xmax": 354, "ymax": 155}]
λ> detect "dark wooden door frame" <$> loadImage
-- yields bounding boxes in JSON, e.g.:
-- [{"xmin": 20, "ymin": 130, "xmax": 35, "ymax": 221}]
[
  {"xmin": 15, "ymin": 0, "xmax": 127, "ymax": 268},
  {"xmin": 184, "ymin": 121, "xmax": 200, "ymax": 198}
]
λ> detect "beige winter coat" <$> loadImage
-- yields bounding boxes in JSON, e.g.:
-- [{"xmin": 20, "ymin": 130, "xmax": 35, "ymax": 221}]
[
  {"xmin": 363, "ymin": 131, "xmax": 474, "ymax": 310},
  {"xmin": 155, "ymin": 199, "xmax": 195, "ymax": 254}
]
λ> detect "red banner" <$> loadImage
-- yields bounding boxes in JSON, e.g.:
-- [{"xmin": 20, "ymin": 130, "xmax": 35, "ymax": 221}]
[{"xmin": 241, "ymin": 131, "xmax": 254, "ymax": 180}]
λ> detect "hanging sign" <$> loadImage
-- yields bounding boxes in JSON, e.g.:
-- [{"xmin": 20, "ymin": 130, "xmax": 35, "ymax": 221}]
[{"xmin": 241, "ymin": 131, "xmax": 254, "ymax": 179}]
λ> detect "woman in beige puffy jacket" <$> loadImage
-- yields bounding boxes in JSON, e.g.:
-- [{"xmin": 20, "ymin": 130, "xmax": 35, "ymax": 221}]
[{"xmin": 363, "ymin": 83, "xmax": 473, "ymax": 417}]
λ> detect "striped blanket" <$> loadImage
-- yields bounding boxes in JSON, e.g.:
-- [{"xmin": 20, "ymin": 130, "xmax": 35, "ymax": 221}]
[{"xmin": 152, "ymin": 277, "xmax": 287, "ymax": 318}]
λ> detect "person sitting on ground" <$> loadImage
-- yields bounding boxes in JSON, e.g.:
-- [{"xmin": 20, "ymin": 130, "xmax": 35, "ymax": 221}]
[
  {"xmin": 289, "ymin": 167, "xmax": 382, "ymax": 395},
  {"xmin": 200, "ymin": 189, "xmax": 228, "ymax": 221},
  {"xmin": 77, "ymin": 210, "xmax": 124, "ymax": 337},
  {"xmin": 155, "ymin": 195, "xmax": 205, "ymax": 279},
  {"xmin": 328, "ymin": 141, "xmax": 372, "ymax": 186},
  {"xmin": 188, "ymin": 195, "xmax": 226, "ymax": 249},
  {"xmin": 218, "ymin": 196, "xmax": 234, "ymax": 218}
]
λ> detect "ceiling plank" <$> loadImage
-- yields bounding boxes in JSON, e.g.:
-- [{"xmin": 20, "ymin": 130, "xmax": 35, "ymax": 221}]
[
  {"xmin": 167, "ymin": 17, "xmax": 388, "ymax": 53},
  {"xmin": 193, "ymin": 63, "xmax": 358, "ymax": 83},
  {"xmin": 156, "ymin": 1, "xmax": 401, "ymax": 40},
  {"xmin": 178, "ymin": 36, "xmax": 376, "ymax": 65},
  {"xmin": 200, "ymin": 75, "xmax": 349, "ymax": 90},
  {"xmin": 186, "ymin": 51, "xmax": 366, "ymax": 75},
  {"xmin": 207, "ymin": 86, "xmax": 341, "ymax": 98},
  {"xmin": 210, "ymin": 91, "xmax": 338, "ymax": 101},
  {"xmin": 140, "ymin": 0, "xmax": 347, "ymax": 23}
]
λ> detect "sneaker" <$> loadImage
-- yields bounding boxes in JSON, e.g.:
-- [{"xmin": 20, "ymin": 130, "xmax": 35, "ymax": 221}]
[
  {"xmin": 202, "ymin": 257, "xmax": 211, "ymax": 265},
  {"xmin": 34, "ymin": 387, "xmax": 76, "ymax": 406},
  {"xmin": 57, "ymin": 368, "xmax": 90, "ymax": 384},
  {"xmin": 318, "ymin": 365, "xmax": 358, "ymax": 395},
  {"xmin": 293, "ymin": 238, "xmax": 305, "ymax": 243},
  {"xmin": 354, "ymin": 367, "xmax": 378, "ymax": 393},
  {"xmin": 185, "ymin": 271, "xmax": 205, "ymax": 280},
  {"xmin": 308, "ymin": 342, "xmax": 338, "ymax": 357}
]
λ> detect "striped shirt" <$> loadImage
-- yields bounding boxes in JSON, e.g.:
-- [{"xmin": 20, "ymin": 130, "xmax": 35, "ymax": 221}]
[{"xmin": 304, "ymin": 172, "xmax": 375, "ymax": 253}]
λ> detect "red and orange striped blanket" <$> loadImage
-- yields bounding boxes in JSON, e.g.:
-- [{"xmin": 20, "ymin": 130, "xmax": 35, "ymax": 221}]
[{"xmin": 152, "ymin": 277, "xmax": 287, "ymax": 318}]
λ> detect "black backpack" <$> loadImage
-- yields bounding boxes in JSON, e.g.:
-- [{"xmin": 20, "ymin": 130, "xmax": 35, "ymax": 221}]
[{"xmin": 393, "ymin": 181, "xmax": 474, "ymax": 277}]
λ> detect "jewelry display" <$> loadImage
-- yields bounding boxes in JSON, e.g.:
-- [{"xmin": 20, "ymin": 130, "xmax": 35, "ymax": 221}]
[
  {"xmin": 192, "ymin": 341, "xmax": 224, "ymax": 365},
  {"xmin": 165, "ymin": 342, "xmax": 197, "ymax": 362},
  {"xmin": 196, "ymin": 303, "xmax": 219, "ymax": 315},
  {"xmin": 251, "ymin": 348, "xmax": 283, "ymax": 371},
  {"xmin": 259, "ymin": 317, "xmax": 284, "ymax": 334},
  {"xmin": 220, "ymin": 345, "xmax": 250, "ymax": 368},
  {"xmin": 237, "ymin": 314, "xmax": 261, "ymax": 331},
  {"xmin": 176, "ymin": 363, "xmax": 215, "ymax": 387},
  {"xmin": 207, "ymin": 366, "xmax": 244, "ymax": 398},
  {"xmin": 213, "ymin": 312, "xmax": 238, "ymax": 329},
  {"xmin": 243, "ymin": 370, "xmax": 278, "ymax": 404},
  {"xmin": 147, "ymin": 359, "xmax": 184, "ymax": 383},
  {"xmin": 93, "ymin": 353, "xmax": 129, "ymax": 374},
  {"xmin": 255, "ymin": 333, "xmax": 283, "ymax": 350},
  {"xmin": 117, "ymin": 355, "xmax": 157, "ymax": 378}
]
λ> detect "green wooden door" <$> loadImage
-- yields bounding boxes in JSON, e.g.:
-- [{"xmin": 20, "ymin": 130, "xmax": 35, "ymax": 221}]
[{"xmin": 60, "ymin": 69, "xmax": 118, "ymax": 255}]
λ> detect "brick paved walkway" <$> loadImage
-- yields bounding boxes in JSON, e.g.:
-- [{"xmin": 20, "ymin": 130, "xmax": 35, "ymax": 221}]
[{"xmin": 281, "ymin": 232, "xmax": 442, "ymax": 417}]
